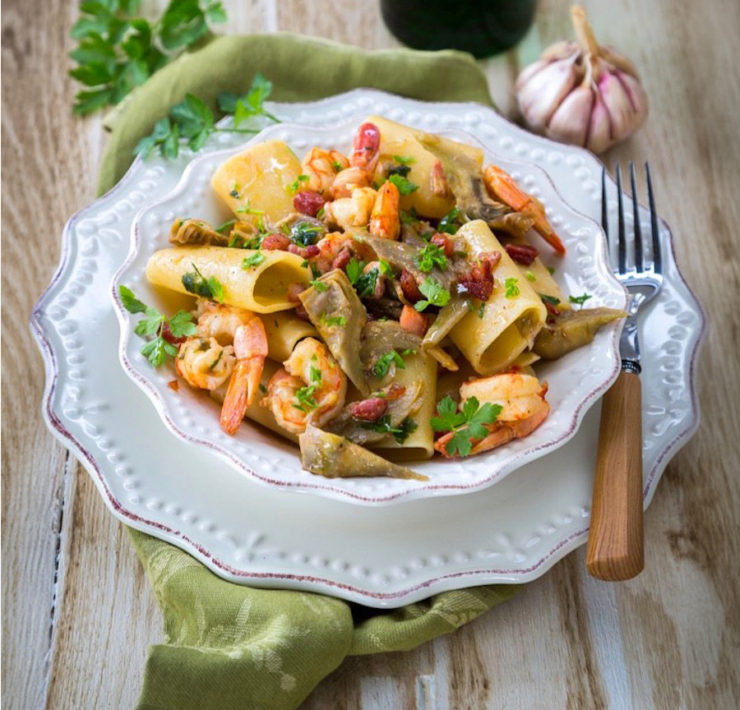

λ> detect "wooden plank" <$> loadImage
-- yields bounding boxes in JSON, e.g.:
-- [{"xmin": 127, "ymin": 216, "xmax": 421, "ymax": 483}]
[{"xmin": 2, "ymin": 0, "xmax": 739, "ymax": 708}]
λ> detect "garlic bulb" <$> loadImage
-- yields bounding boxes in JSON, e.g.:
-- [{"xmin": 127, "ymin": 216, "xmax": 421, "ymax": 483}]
[{"xmin": 516, "ymin": 6, "xmax": 648, "ymax": 153}]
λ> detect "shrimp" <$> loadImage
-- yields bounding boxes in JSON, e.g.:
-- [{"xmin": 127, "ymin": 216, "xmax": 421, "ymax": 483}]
[
  {"xmin": 369, "ymin": 180, "xmax": 400, "ymax": 240},
  {"xmin": 332, "ymin": 166, "xmax": 371, "ymax": 199},
  {"xmin": 264, "ymin": 338, "xmax": 347, "ymax": 434},
  {"xmin": 323, "ymin": 187, "xmax": 377, "ymax": 232},
  {"xmin": 434, "ymin": 372, "xmax": 550, "ymax": 458},
  {"xmin": 482, "ymin": 165, "xmax": 566, "ymax": 255},
  {"xmin": 176, "ymin": 337, "xmax": 235, "ymax": 390},
  {"xmin": 177, "ymin": 301, "xmax": 268, "ymax": 435},
  {"xmin": 301, "ymin": 148, "xmax": 349, "ymax": 196},
  {"xmin": 351, "ymin": 121, "xmax": 381, "ymax": 173}
]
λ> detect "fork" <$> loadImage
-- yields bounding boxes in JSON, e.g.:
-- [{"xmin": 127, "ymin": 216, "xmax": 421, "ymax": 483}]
[{"xmin": 586, "ymin": 162, "xmax": 664, "ymax": 581}]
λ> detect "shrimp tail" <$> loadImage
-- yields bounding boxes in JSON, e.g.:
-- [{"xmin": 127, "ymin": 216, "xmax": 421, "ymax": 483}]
[{"xmin": 219, "ymin": 317, "xmax": 268, "ymax": 435}]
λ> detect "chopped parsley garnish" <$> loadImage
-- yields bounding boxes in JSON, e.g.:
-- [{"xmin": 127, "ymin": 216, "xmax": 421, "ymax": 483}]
[
  {"xmin": 414, "ymin": 278, "xmax": 451, "ymax": 311},
  {"xmin": 259, "ymin": 383, "xmax": 268, "ymax": 394},
  {"xmin": 504, "ymin": 277, "xmax": 520, "ymax": 299},
  {"xmin": 229, "ymin": 189, "xmax": 240, "ymax": 198},
  {"xmin": 525, "ymin": 270, "xmax": 536, "ymax": 282},
  {"xmin": 242, "ymin": 252, "xmax": 266, "ymax": 269},
  {"xmin": 228, "ymin": 233, "xmax": 262, "ymax": 249},
  {"xmin": 387, "ymin": 173, "xmax": 418, "ymax": 195},
  {"xmin": 290, "ymin": 220, "xmax": 325, "ymax": 246},
  {"xmin": 431, "ymin": 396, "xmax": 503, "ymax": 457},
  {"xmin": 387, "ymin": 163, "xmax": 411, "ymax": 178},
  {"xmin": 286, "ymin": 174, "xmax": 310, "ymax": 194},
  {"xmin": 437, "ymin": 206, "xmax": 461, "ymax": 235},
  {"xmin": 293, "ymin": 366, "xmax": 322, "ymax": 412},
  {"xmin": 235, "ymin": 199, "xmax": 264, "ymax": 216},
  {"xmin": 392, "ymin": 154, "xmax": 415, "ymax": 165},
  {"xmin": 547, "ymin": 266, "xmax": 556, "ymax": 275},
  {"xmin": 569, "ymin": 293, "xmax": 592, "ymax": 307},
  {"xmin": 345, "ymin": 258, "xmax": 365, "ymax": 285},
  {"xmin": 182, "ymin": 263, "xmax": 224, "ymax": 301},
  {"xmin": 372, "ymin": 349, "xmax": 406, "ymax": 379},
  {"xmin": 378, "ymin": 259, "xmax": 394, "ymax": 277},
  {"xmin": 478, "ymin": 301, "xmax": 486, "ymax": 319},
  {"xmin": 309, "ymin": 279, "xmax": 328, "ymax": 292},
  {"xmin": 355, "ymin": 268, "xmax": 380, "ymax": 298},
  {"xmin": 400, "ymin": 207, "xmax": 420, "ymax": 225},
  {"xmin": 216, "ymin": 218, "xmax": 236, "ymax": 234},
  {"xmin": 415, "ymin": 243, "xmax": 448, "ymax": 273},
  {"xmin": 539, "ymin": 294, "xmax": 561, "ymax": 306},
  {"xmin": 363, "ymin": 416, "xmax": 417, "ymax": 444},
  {"xmin": 331, "ymin": 160, "xmax": 343, "ymax": 172},
  {"xmin": 119, "ymin": 285, "xmax": 196, "ymax": 367},
  {"xmin": 320, "ymin": 313, "xmax": 346, "ymax": 327}
]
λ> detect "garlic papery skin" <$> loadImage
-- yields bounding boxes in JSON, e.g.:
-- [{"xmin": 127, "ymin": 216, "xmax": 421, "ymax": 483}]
[{"xmin": 515, "ymin": 5, "xmax": 648, "ymax": 153}]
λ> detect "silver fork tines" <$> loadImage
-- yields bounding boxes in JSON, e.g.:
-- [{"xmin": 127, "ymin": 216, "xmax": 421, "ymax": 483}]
[{"xmin": 601, "ymin": 163, "xmax": 664, "ymax": 374}]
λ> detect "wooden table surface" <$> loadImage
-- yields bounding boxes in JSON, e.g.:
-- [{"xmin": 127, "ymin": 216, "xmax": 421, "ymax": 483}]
[{"xmin": 3, "ymin": 0, "xmax": 739, "ymax": 707}]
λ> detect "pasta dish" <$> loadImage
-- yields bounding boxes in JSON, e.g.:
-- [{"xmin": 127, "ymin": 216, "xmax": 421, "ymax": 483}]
[{"xmin": 120, "ymin": 118, "xmax": 623, "ymax": 480}]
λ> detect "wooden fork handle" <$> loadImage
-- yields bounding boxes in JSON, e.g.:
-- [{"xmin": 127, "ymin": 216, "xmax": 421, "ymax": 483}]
[{"xmin": 586, "ymin": 370, "xmax": 644, "ymax": 580}]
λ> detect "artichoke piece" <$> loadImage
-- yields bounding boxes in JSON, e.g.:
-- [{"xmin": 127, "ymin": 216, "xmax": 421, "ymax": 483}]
[
  {"xmin": 423, "ymin": 295, "xmax": 470, "ymax": 348},
  {"xmin": 533, "ymin": 307, "xmax": 627, "ymax": 360},
  {"xmin": 360, "ymin": 320, "xmax": 422, "ymax": 377},
  {"xmin": 300, "ymin": 425, "xmax": 428, "ymax": 480},
  {"xmin": 299, "ymin": 270, "xmax": 368, "ymax": 394},
  {"xmin": 169, "ymin": 218, "xmax": 230, "ymax": 246},
  {"xmin": 419, "ymin": 137, "xmax": 534, "ymax": 238}
]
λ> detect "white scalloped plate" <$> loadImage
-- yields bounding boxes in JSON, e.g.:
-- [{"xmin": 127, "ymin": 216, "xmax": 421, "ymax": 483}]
[
  {"xmin": 112, "ymin": 118, "xmax": 626, "ymax": 504},
  {"xmin": 32, "ymin": 90, "xmax": 705, "ymax": 607}
]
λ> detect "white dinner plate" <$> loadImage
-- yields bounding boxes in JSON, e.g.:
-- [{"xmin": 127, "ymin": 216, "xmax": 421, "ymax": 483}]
[
  {"xmin": 112, "ymin": 117, "xmax": 626, "ymax": 504},
  {"xmin": 32, "ymin": 90, "xmax": 705, "ymax": 607}
]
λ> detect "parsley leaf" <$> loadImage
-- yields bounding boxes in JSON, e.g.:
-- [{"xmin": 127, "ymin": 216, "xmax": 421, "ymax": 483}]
[
  {"xmin": 215, "ymin": 218, "xmax": 236, "ymax": 235},
  {"xmin": 242, "ymin": 252, "xmax": 266, "ymax": 269},
  {"xmin": 415, "ymin": 243, "xmax": 448, "ymax": 273},
  {"xmin": 525, "ymin": 270, "xmax": 536, "ymax": 282},
  {"xmin": 378, "ymin": 259, "xmax": 394, "ymax": 277},
  {"xmin": 437, "ymin": 207, "xmax": 461, "ymax": 235},
  {"xmin": 372, "ymin": 350, "xmax": 406, "ymax": 379},
  {"xmin": 70, "ymin": 0, "xmax": 226, "ymax": 115},
  {"xmin": 310, "ymin": 279, "xmax": 328, "ymax": 292},
  {"xmin": 118, "ymin": 285, "xmax": 196, "ymax": 367},
  {"xmin": 392, "ymin": 154, "xmax": 415, "ymax": 165},
  {"xmin": 355, "ymin": 268, "xmax": 380, "ymax": 298},
  {"xmin": 387, "ymin": 173, "xmax": 418, "ymax": 195},
  {"xmin": 504, "ymin": 277, "xmax": 520, "ymax": 299},
  {"xmin": 345, "ymin": 258, "xmax": 365, "ymax": 285},
  {"xmin": 400, "ymin": 207, "xmax": 420, "ymax": 225},
  {"xmin": 414, "ymin": 278, "xmax": 451, "ymax": 312},
  {"xmin": 430, "ymin": 395, "xmax": 503, "ymax": 457},
  {"xmin": 539, "ymin": 294, "xmax": 561, "ymax": 306},
  {"xmin": 287, "ymin": 174, "xmax": 310, "ymax": 194},
  {"xmin": 181, "ymin": 263, "xmax": 224, "ymax": 301},
  {"xmin": 320, "ymin": 313, "xmax": 346, "ymax": 327},
  {"xmin": 134, "ymin": 73, "xmax": 278, "ymax": 160},
  {"xmin": 119, "ymin": 284, "xmax": 147, "ymax": 314},
  {"xmin": 569, "ymin": 293, "xmax": 592, "ymax": 307},
  {"xmin": 290, "ymin": 220, "xmax": 325, "ymax": 246},
  {"xmin": 362, "ymin": 415, "xmax": 417, "ymax": 444}
]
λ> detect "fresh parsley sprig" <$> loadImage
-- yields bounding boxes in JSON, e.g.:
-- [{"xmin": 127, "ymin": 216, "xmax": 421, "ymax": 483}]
[
  {"xmin": 134, "ymin": 73, "xmax": 279, "ymax": 160},
  {"xmin": 363, "ymin": 416, "xmax": 417, "ymax": 444},
  {"xmin": 431, "ymin": 396, "xmax": 503, "ymax": 457},
  {"xmin": 372, "ymin": 349, "xmax": 406, "ymax": 379},
  {"xmin": 387, "ymin": 173, "xmax": 418, "ymax": 195},
  {"xmin": 69, "ymin": 0, "xmax": 227, "ymax": 115},
  {"xmin": 437, "ymin": 206, "xmax": 462, "ymax": 235},
  {"xmin": 119, "ymin": 285, "xmax": 196, "ymax": 367}
]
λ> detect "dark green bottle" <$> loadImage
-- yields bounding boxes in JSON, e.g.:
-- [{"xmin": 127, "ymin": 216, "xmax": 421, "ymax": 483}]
[{"xmin": 380, "ymin": 0, "xmax": 537, "ymax": 58}]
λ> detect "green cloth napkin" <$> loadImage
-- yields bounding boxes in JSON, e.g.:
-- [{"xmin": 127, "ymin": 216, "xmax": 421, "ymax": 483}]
[{"xmin": 101, "ymin": 34, "xmax": 519, "ymax": 710}]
